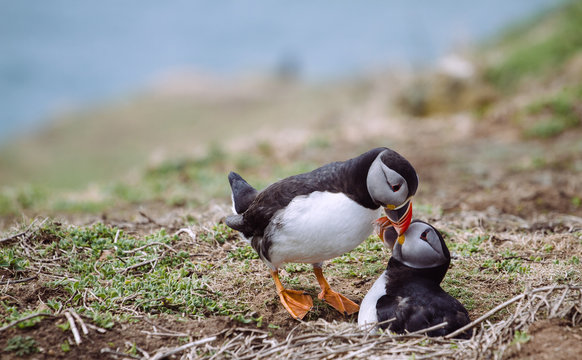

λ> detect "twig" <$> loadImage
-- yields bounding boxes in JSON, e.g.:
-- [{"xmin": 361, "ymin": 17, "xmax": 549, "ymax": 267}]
[
  {"xmin": 100, "ymin": 347, "xmax": 140, "ymax": 359},
  {"xmin": 341, "ymin": 342, "xmax": 376, "ymax": 359},
  {"xmin": 64, "ymin": 311, "xmax": 82, "ymax": 345},
  {"xmin": 118, "ymin": 256, "xmax": 160, "ymax": 274},
  {"xmin": 122, "ymin": 242, "xmax": 178, "ymax": 254},
  {"xmin": 192, "ymin": 287, "xmax": 218, "ymax": 296},
  {"xmin": 139, "ymin": 211, "xmax": 164, "ymax": 227},
  {"xmin": 174, "ymin": 228, "xmax": 197, "ymax": 241},
  {"xmin": 113, "ymin": 229, "xmax": 120, "ymax": 253},
  {"xmin": 402, "ymin": 321, "xmax": 448, "ymax": 337},
  {"xmin": 0, "ymin": 231, "xmax": 27, "ymax": 244},
  {"xmin": 234, "ymin": 327, "xmax": 270, "ymax": 334},
  {"xmin": 0, "ymin": 274, "xmax": 38, "ymax": 285},
  {"xmin": 86, "ymin": 323, "xmax": 107, "ymax": 334},
  {"xmin": 150, "ymin": 335, "xmax": 217, "ymax": 360},
  {"xmin": 0, "ymin": 218, "xmax": 38, "ymax": 244},
  {"xmin": 133, "ymin": 315, "xmax": 187, "ymax": 335},
  {"xmin": 357, "ymin": 317, "xmax": 396, "ymax": 332},
  {"xmin": 69, "ymin": 308, "xmax": 89, "ymax": 335},
  {"xmin": 445, "ymin": 285, "xmax": 577, "ymax": 339},
  {"xmin": 125, "ymin": 341, "xmax": 150, "ymax": 359},
  {"xmin": 550, "ymin": 286, "xmax": 571, "ymax": 317},
  {"xmin": 0, "ymin": 218, "xmax": 47, "ymax": 244},
  {"xmin": 0, "ymin": 313, "xmax": 55, "ymax": 332},
  {"xmin": 140, "ymin": 330, "xmax": 190, "ymax": 337}
]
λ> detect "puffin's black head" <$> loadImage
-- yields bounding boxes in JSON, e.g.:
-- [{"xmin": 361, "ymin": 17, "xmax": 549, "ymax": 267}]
[
  {"xmin": 384, "ymin": 220, "xmax": 450, "ymax": 273},
  {"xmin": 366, "ymin": 149, "xmax": 418, "ymax": 236}
]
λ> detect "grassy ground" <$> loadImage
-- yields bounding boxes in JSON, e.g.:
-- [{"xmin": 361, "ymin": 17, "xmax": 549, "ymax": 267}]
[{"xmin": 1, "ymin": 1, "xmax": 582, "ymax": 359}]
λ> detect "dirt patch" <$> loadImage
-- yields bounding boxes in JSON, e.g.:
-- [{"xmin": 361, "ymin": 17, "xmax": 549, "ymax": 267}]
[
  {"xmin": 505, "ymin": 319, "xmax": 582, "ymax": 360},
  {"xmin": 0, "ymin": 315, "xmax": 241, "ymax": 360}
]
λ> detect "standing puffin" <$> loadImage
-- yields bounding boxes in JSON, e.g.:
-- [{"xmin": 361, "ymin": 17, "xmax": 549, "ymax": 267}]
[
  {"xmin": 225, "ymin": 147, "xmax": 418, "ymax": 320},
  {"xmin": 358, "ymin": 221, "xmax": 471, "ymax": 338}
]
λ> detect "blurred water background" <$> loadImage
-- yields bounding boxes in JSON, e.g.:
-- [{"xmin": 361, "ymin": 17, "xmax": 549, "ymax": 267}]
[{"xmin": 0, "ymin": 0, "xmax": 559, "ymax": 143}]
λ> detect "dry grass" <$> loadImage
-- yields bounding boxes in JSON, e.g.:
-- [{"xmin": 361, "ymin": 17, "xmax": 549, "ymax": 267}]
[{"xmin": 152, "ymin": 285, "xmax": 582, "ymax": 360}]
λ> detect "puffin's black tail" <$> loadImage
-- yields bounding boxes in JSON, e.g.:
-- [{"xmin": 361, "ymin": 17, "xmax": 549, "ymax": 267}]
[
  {"xmin": 228, "ymin": 171, "xmax": 258, "ymax": 214},
  {"xmin": 225, "ymin": 214, "xmax": 246, "ymax": 233}
]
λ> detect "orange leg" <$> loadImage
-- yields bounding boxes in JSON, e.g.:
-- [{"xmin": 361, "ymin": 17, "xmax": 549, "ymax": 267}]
[
  {"xmin": 313, "ymin": 266, "xmax": 359, "ymax": 315},
  {"xmin": 271, "ymin": 270, "xmax": 313, "ymax": 320}
]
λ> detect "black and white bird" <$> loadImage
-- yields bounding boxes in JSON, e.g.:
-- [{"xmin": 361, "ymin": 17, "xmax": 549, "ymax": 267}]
[
  {"xmin": 225, "ymin": 147, "xmax": 418, "ymax": 320},
  {"xmin": 358, "ymin": 220, "xmax": 471, "ymax": 338}
]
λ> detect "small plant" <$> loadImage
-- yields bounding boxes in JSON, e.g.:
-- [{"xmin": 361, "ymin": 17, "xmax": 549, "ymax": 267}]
[
  {"xmin": 4, "ymin": 336, "xmax": 39, "ymax": 356},
  {"xmin": 234, "ymin": 314, "xmax": 264, "ymax": 327},
  {"xmin": 227, "ymin": 245, "xmax": 259, "ymax": 260},
  {"xmin": 199, "ymin": 223, "xmax": 237, "ymax": 244},
  {"xmin": 482, "ymin": 258, "xmax": 530, "ymax": 274},
  {"xmin": 500, "ymin": 249, "xmax": 518, "ymax": 258},
  {"xmin": 511, "ymin": 330, "xmax": 531, "ymax": 345},
  {"xmin": 285, "ymin": 263, "xmax": 311, "ymax": 273},
  {"xmin": 61, "ymin": 340, "xmax": 71, "ymax": 352},
  {"xmin": 450, "ymin": 234, "xmax": 488, "ymax": 256},
  {"xmin": 57, "ymin": 321, "xmax": 71, "ymax": 331},
  {"xmin": 542, "ymin": 244, "xmax": 554, "ymax": 253},
  {"xmin": 126, "ymin": 342, "xmax": 138, "ymax": 356},
  {"xmin": 0, "ymin": 249, "xmax": 29, "ymax": 270},
  {"xmin": 61, "ymin": 339, "xmax": 71, "ymax": 353}
]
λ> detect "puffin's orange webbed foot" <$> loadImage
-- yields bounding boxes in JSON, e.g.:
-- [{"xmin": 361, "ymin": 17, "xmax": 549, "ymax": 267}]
[
  {"xmin": 318, "ymin": 287, "xmax": 360, "ymax": 315},
  {"xmin": 313, "ymin": 267, "xmax": 359, "ymax": 316},
  {"xmin": 271, "ymin": 270, "xmax": 313, "ymax": 320},
  {"xmin": 278, "ymin": 288, "xmax": 313, "ymax": 320}
]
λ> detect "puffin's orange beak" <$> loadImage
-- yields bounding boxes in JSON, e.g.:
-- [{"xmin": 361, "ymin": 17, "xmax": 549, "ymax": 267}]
[
  {"xmin": 375, "ymin": 201, "xmax": 413, "ymax": 249},
  {"xmin": 374, "ymin": 216, "xmax": 392, "ymax": 244},
  {"xmin": 391, "ymin": 201, "xmax": 413, "ymax": 237}
]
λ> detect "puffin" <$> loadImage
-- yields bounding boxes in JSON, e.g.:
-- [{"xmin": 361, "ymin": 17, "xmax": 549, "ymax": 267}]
[
  {"xmin": 358, "ymin": 220, "xmax": 471, "ymax": 338},
  {"xmin": 225, "ymin": 147, "xmax": 418, "ymax": 320}
]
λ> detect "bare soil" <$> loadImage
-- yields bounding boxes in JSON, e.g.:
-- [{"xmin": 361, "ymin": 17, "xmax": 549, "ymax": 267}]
[{"xmin": 505, "ymin": 319, "xmax": 582, "ymax": 360}]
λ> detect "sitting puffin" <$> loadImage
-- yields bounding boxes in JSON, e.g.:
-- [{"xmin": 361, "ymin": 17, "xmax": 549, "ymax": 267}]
[
  {"xmin": 225, "ymin": 147, "xmax": 418, "ymax": 320},
  {"xmin": 358, "ymin": 221, "xmax": 471, "ymax": 338}
]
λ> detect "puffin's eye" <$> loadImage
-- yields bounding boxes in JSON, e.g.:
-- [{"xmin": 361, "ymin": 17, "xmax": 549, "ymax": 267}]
[
  {"xmin": 391, "ymin": 183, "xmax": 401, "ymax": 192},
  {"xmin": 420, "ymin": 229, "xmax": 430, "ymax": 241}
]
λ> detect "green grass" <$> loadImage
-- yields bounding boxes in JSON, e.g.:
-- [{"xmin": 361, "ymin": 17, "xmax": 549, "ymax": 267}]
[
  {"xmin": 0, "ymin": 141, "xmax": 321, "ymax": 216},
  {"xmin": 3, "ymin": 336, "xmax": 39, "ymax": 356},
  {"xmin": 482, "ymin": 258, "xmax": 530, "ymax": 274},
  {"xmin": 485, "ymin": 0, "xmax": 582, "ymax": 90},
  {"xmin": 521, "ymin": 84, "xmax": 582, "ymax": 138},
  {"xmin": 0, "ymin": 221, "xmax": 249, "ymax": 330},
  {"xmin": 330, "ymin": 236, "xmax": 387, "ymax": 278},
  {"xmin": 448, "ymin": 234, "xmax": 489, "ymax": 257},
  {"xmin": 441, "ymin": 277, "xmax": 476, "ymax": 311}
]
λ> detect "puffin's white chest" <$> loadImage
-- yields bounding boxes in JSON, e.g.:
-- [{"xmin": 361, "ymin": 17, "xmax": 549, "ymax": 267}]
[
  {"xmin": 358, "ymin": 272, "xmax": 388, "ymax": 330},
  {"xmin": 266, "ymin": 191, "xmax": 381, "ymax": 268}
]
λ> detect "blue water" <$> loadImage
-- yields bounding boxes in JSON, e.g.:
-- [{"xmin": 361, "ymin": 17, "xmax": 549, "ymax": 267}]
[{"xmin": 0, "ymin": 0, "xmax": 559, "ymax": 142}]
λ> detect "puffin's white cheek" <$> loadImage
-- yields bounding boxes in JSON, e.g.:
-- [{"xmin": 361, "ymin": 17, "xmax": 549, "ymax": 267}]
[{"xmin": 401, "ymin": 241, "xmax": 442, "ymax": 268}]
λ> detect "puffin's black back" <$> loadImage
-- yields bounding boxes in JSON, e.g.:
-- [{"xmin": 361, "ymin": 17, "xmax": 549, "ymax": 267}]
[
  {"xmin": 229, "ymin": 147, "xmax": 399, "ymax": 238},
  {"xmin": 376, "ymin": 258, "xmax": 471, "ymax": 339}
]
